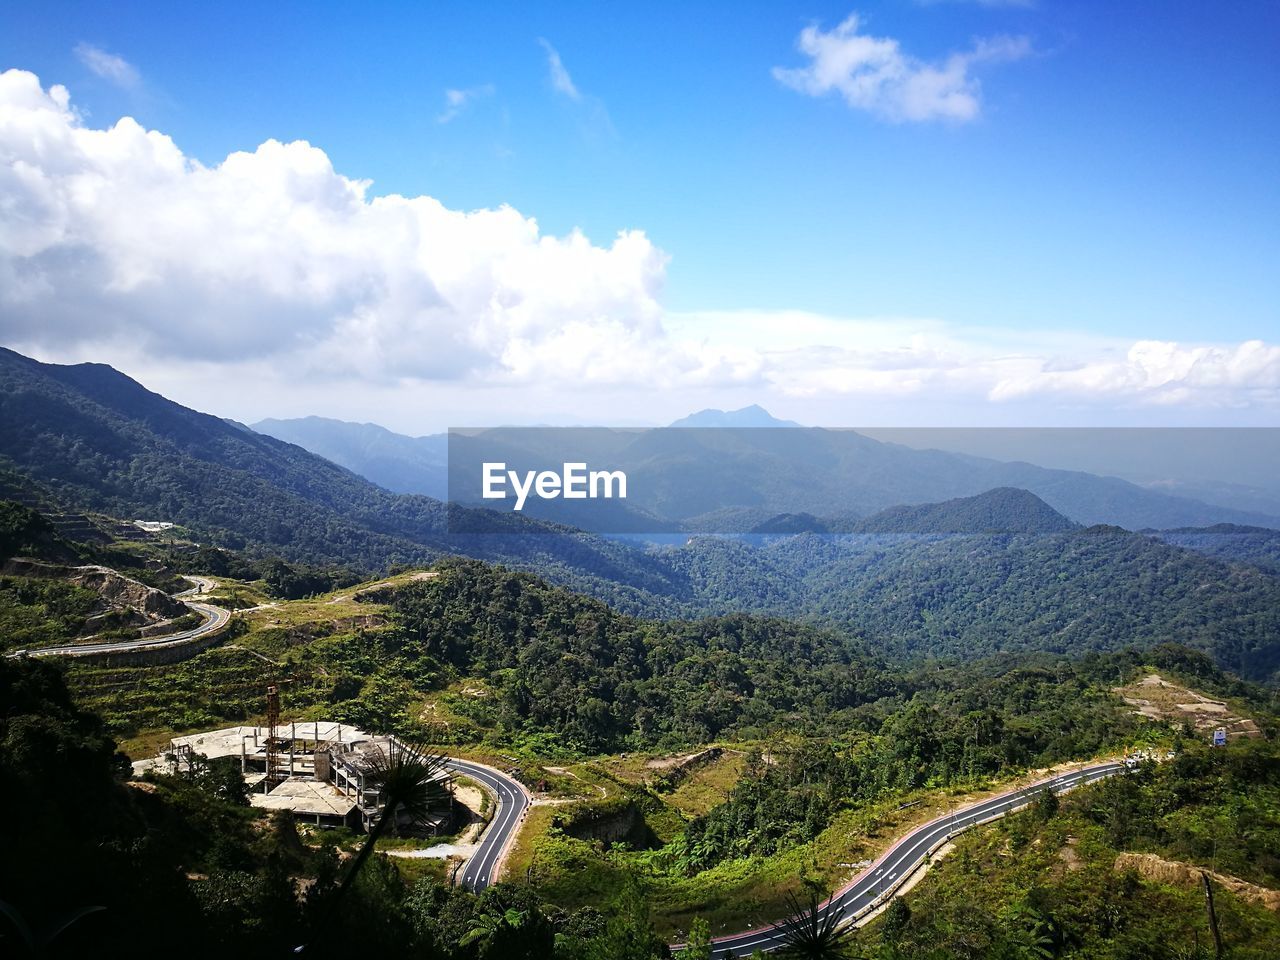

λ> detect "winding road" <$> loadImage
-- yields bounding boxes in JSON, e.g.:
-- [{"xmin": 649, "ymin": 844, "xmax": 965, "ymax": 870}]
[
  {"xmin": 430, "ymin": 751, "xmax": 1123, "ymax": 942},
  {"xmin": 16, "ymin": 575, "xmax": 232, "ymax": 658},
  {"xmin": 698, "ymin": 760, "xmax": 1126, "ymax": 957},
  {"xmin": 446, "ymin": 757, "xmax": 532, "ymax": 893},
  {"xmin": 0, "ymin": 570, "xmax": 1128, "ymax": 939}
]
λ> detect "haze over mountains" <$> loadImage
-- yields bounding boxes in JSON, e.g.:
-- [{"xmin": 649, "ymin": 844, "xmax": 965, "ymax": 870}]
[
  {"xmin": 254, "ymin": 416, "xmax": 448, "ymax": 499},
  {"xmin": 260, "ymin": 407, "xmax": 1280, "ymax": 533},
  {"xmin": 0, "ymin": 347, "xmax": 680, "ymax": 597},
  {"xmin": 3, "ymin": 346, "xmax": 1279, "ymax": 682}
]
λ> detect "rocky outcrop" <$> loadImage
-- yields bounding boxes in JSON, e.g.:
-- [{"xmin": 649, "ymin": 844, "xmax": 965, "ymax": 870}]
[
  {"xmin": 2, "ymin": 558, "xmax": 187, "ymax": 622},
  {"xmin": 555, "ymin": 798, "xmax": 658, "ymax": 850},
  {"xmin": 1115, "ymin": 852, "xmax": 1280, "ymax": 911},
  {"xmin": 645, "ymin": 746, "xmax": 724, "ymax": 790}
]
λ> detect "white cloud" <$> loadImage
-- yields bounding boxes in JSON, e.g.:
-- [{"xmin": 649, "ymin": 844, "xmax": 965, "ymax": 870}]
[
  {"xmin": 773, "ymin": 13, "xmax": 1030, "ymax": 122},
  {"xmin": 437, "ymin": 84, "xmax": 494, "ymax": 123},
  {"xmin": 73, "ymin": 42, "xmax": 141, "ymax": 89},
  {"xmin": 0, "ymin": 69, "xmax": 669, "ymax": 385},
  {"xmin": 0, "ymin": 70, "xmax": 1274, "ymax": 428},
  {"xmin": 988, "ymin": 340, "xmax": 1280, "ymax": 405},
  {"xmin": 668, "ymin": 311, "xmax": 1280, "ymax": 413},
  {"xmin": 538, "ymin": 38, "xmax": 581, "ymax": 101}
]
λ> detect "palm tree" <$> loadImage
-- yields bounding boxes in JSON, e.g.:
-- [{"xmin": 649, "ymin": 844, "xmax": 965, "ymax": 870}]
[
  {"xmin": 774, "ymin": 885, "xmax": 857, "ymax": 959},
  {"xmin": 335, "ymin": 739, "xmax": 451, "ymax": 900},
  {"xmin": 297, "ymin": 738, "xmax": 451, "ymax": 952},
  {"xmin": 0, "ymin": 900, "xmax": 104, "ymax": 958},
  {"xmin": 459, "ymin": 907, "xmax": 528, "ymax": 952}
]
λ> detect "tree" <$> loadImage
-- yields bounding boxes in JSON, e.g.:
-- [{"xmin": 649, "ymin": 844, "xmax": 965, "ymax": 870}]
[
  {"xmin": 298, "ymin": 738, "xmax": 450, "ymax": 951},
  {"xmin": 683, "ymin": 917, "xmax": 713, "ymax": 960},
  {"xmin": 1032, "ymin": 786, "xmax": 1059, "ymax": 823},
  {"xmin": 461, "ymin": 907, "xmax": 528, "ymax": 954},
  {"xmin": 774, "ymin": 884, "xmax": 854, "ymax": 959},
  {"xmin": 584, "ymin": 879, "xmax": 670, "ymax": 960},
  {"xmin": 880, "ymin": 898, "xmax": 910, "ymax": 945},
  {"xmin": 187, "ymin": 752, "xmax": 250, "ymax": 806}
]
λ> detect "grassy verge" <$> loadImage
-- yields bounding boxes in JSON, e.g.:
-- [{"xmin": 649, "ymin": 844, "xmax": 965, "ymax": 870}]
[
  {"xmin": 850, "ymin": 769, "xmax": 1280, "ymax": 959},
  {"xmin": 520, "ymin": 761, "xmax": 1121, "ymax": 940}
]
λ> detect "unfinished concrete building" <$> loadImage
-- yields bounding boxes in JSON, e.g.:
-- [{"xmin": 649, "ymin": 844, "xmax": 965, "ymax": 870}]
[{"xmin": 150, "ymin": 720, "xmax": 453, "ymax": 834}]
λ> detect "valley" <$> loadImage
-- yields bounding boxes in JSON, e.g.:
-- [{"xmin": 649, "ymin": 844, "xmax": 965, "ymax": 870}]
[
  {"xmin": 1, "ymin": 351, "xmax": 1278, "ymax": 958},
  {"xmin": 3, "ymin": 10, "xmax": 1277, "ymax": 956}
]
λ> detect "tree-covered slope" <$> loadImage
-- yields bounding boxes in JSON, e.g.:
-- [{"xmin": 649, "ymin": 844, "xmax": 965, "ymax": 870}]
[
  {"xmin": 0, "ymin": 348, "xmax": 689, "ymax": 600},
  {"xmin": 0, "ymin": 347, "xmax": 439, "ymax": 566},
  {"xmin": 665, "ymin": 526, "xmax": 1280, "ymax": 683},
  {"xmin": 852, "ymin": 487, "xmax": 1079, "ymax": 534},
  {"xmin": 1153, "ymin": 524, "xmax": 1280, "ymax": 578},
  {"xmin": 252, "ymin": 416, "xmax": 447, "ymax": 498}
]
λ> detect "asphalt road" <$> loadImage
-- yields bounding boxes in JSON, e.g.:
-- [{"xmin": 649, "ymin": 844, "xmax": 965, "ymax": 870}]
[
  {"xmin": 16, "ymin": 576, "xmax": 232, "ymax": 658},
  {"xmin": 447, "ymin": 757, "xmax": 532, "ymax": 893},
  {"xmin": 701, "ymin": 760, "xmax": 1127, "ymax": 958}
]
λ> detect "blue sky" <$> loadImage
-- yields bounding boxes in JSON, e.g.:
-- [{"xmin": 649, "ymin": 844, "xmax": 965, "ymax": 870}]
[{"xmin": 1, "ymin": 1, "xmax": 1277, "ymax": 429}]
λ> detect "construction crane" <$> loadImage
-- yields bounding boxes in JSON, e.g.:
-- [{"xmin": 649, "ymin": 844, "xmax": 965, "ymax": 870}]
[{"xmin": 263, "ymin": 681, "xmax": 296, "ymax": 790}]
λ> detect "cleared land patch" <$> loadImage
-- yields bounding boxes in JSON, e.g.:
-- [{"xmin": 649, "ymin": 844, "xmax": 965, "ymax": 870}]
[{"xmin": 1114, "ymin": 673, "xmax": 1261, "ymax": 740}]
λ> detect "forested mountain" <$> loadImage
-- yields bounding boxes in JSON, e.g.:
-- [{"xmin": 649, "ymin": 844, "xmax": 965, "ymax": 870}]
[
  {"xmin": 0, "ymin": 348, "xmax": 683, "ymax": 599},
  {"xmin": 253, "ymin": 416, "xmax": 447, "ymax": 498},
  {"xmin": 269, "ymin": 557, "xmax": 1280, "ymax": 754},
  {"xmin": 452, "ymin": 420, "xmax": 1280, "ymax": 531},
  {"xmin": 3, "ymin": 348, "xmax": 1280, "ymax": 682},
  {"xmin": 667, "ymin": 526, "xmax": 1280, "ymax": 683},
  {"xmin": 1152, "ymin": 524, "xmax": 1280, "ymax": 577},
  {"xmin": 260, "ymin": 404, "xmax": 1276, "ymax": 533},
  {"xmin": 851, "ymin": 487, "xmax": 1079, "ymax": 534}
]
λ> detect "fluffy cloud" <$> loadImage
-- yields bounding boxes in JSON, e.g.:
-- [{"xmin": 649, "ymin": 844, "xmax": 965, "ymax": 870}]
[
  {"xmin": 0, "ymin": 69, "xmax": 1274, "ymax": 425},
  {"xmin": 989, "ymin": 340, "xmax": 1280, "ymax": 405},
  {"xmin": 0, "ymin": 69, "xmax": 677, "ymax": 385},
  {"xmin": 73, "ymin": 43, "xmax": 141, "ymax": 89},
  {"xmin": 669, "ymin": 311, "xmax": 1280, "ymax": 413},
  {"xmin": 773, "ymin": 13, "xmax": 1030, "ymax": 122}
]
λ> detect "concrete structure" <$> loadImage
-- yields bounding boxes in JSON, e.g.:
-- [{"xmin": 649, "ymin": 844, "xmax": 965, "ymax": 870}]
[{"xmin": 141, "ymin": 721, "xmax": 453, "ymax": 833}]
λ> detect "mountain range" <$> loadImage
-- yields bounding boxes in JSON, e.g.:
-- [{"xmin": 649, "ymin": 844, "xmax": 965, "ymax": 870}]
[
  {"xmin": 260, "ymin": 410, "xmax": 1280, "ymax": 533},
  {"xmin": 2, "ymin": 346, "xmax": 1279, "ymax": 682}
]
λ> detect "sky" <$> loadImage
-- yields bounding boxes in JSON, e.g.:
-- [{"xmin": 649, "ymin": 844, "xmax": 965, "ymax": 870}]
[{"xmin": 0, "ymin": 0, "xmax": 1277, "ymax": 432}]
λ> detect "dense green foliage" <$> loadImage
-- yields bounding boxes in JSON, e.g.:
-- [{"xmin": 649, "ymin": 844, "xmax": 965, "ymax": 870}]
[
  {"xmin": 635, "ymin": 649, "xmax": 1237, "ymax": 879},
  {"xmin": 0, "ymin": 655, "xmax": 678, "ymax": 960},
  {"xmin": 373, "ymin": 559, "xmax": 896, "ymax": 751},
  {"xmin": 0, "ymin": 499, "xmax": 57, "ymax": 559},
  {"xmin": 851, "ymin": 487, "xmax": 1080, "ymax": 534},
  {"xmin": 1155, "ymin": 524, "xmax": 1280, "ymax": 577},
  {"xmin": 70, "ymin": 555, "xmax": 1277, "ymax": 759},
  {"xmin": 853, "ymin": 738, "xmax": 1280, "ymax": 960},
  {"xmin": 0, "ymin": 575, "xmax": 100, "ymax": 649},
  {"xmin": 670, "ymin": 656, "xmax": 1142, "ymax": 875},
  {"xmin": 664, "ymin": 526, "xmax": 1280, "ymax": 682}
]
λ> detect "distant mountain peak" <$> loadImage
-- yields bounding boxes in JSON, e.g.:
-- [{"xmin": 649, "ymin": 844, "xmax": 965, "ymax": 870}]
[
  {"xmin": 668, "ymin": 404, "xmax": 801, "ymax": 428},
  {"xmin": 855, "ymin": 487, "xmax": 1080, "ymax": 535}
]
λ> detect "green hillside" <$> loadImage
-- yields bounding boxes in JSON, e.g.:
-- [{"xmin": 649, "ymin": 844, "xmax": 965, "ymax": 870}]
[
  {"xmin": 852, "ymin": 486, "xmax": 1080, "ymax": 534},
  {"xmin": 0, "ymin": 348, "xmax": 688, "ymax": 605},
  {"xmin": 4, "ymin": 348, "xmax": 1280, "ymax": 682},
  {"xmin": 11, "ymin": 553, "xmax": 1277, "ymax": 958}
]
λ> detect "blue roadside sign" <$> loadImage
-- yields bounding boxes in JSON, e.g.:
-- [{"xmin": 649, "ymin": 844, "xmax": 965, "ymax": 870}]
[{"xmin": 1212, "ymin": 728, "xmax": 1227, "ymax": 747}]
